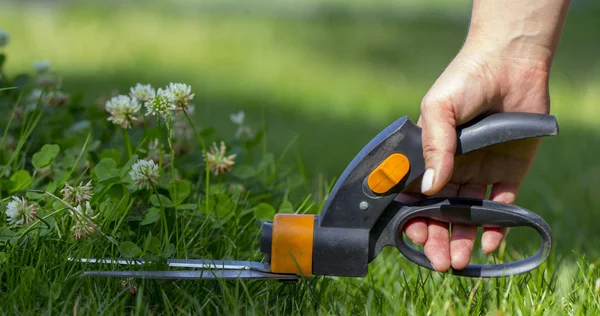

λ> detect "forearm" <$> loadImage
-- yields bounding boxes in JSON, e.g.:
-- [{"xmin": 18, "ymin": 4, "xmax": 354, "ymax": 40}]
[{"xmin": 464, "ymin": 0, "xmax": 572, "ymax": 67}]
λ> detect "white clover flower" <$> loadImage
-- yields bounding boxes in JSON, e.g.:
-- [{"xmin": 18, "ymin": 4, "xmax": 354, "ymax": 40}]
[
  {"xmin": 165, "ymin": 83, "xmax": 194, "ymax": 110},
  {"xmin": 0, "ymin": 29, "xmax": 9, "ymax": 48},
  {"xmin": 34, "ymin": 60, "xmax": 51, "ymax": 73},
  {"xmin": 5, "ymin": 196, "xmax": 37, "ymax": 226},
  {"xmin": 129, "ymin": 83, "xmax": 156, "ymax": 103},
  {"xmin": 230, "ymin": 111, "xmax": 245, "ymax": 125},
  {"xmin": 61, "ymin": 180, "xmax": 93, "ymax": 205},
  {"xmin": 71, "ymin": 222, "xmax": 96, "ymax": 240},
  {"xmin": 129, "ymin": 159, "xmax": 160, "ymax": 190},
  {"xmin": 204, "ymin": 141, "xmax": 237, "ymax": 175},
  {"xmin": 144, "ymin": 88, "xmax": 177, "ymax": 119},
  {"xmin": 105, "ymin": 95, "xmax": 141, "ymax": 129},
  {"xmin": 70, "ymin": 202, "xmax": 98, "ymax": 240}
]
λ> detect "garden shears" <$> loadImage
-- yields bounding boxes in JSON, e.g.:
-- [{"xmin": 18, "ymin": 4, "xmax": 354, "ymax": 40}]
[{"xmin": 73, "ymin": 112, "xmax": 559, "ymax": 281}]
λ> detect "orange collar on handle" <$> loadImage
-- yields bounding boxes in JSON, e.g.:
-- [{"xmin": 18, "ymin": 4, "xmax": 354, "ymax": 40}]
[{"xmin": 270, "ymin": 214, "xmax": 315, "ymax": 277}]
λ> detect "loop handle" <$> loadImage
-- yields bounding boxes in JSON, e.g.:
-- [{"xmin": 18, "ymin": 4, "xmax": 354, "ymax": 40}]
[{"xmin": 393, "ymin": 198, "xmax": 552, "ymax": 278}]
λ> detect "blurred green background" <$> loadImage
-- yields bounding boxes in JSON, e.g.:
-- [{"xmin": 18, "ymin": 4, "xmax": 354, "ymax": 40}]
[{"xmin": 1, "ymin": 0, "xmax": 599, "ymax": 261}]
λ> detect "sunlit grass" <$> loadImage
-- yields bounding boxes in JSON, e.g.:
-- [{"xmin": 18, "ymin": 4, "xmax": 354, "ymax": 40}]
[{"xmin": 1, "ymin": 1, "xmax": 600, "ymax": 314}]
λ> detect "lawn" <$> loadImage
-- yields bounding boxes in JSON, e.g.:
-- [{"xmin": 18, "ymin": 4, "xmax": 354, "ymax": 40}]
[{"xmin": 1, "ymin": 0, "xmax": 600, "ymax": 314}]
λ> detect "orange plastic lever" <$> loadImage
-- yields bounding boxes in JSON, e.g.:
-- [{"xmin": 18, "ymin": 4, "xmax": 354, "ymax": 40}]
[{"xmin": 367, "ymin": 153, "xmax": 410, "ymax": 194}]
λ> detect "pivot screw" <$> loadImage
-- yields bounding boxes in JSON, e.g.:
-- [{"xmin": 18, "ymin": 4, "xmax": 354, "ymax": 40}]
[{"xmin": 359, "ymin": 201, "xmax": 369, "ymax": 211}]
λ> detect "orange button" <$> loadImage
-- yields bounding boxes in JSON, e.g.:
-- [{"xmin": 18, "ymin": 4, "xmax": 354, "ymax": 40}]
[{"xmin": 367, "ymin": 153, "xmax": 410, "ymax": 194}]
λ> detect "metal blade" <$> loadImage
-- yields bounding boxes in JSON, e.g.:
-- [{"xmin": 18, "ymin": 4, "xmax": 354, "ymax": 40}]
[
  {"xmin": 71, "ymin": 257, "xmax": 300, "ymax": 281},
  {"xmin": 69, "ymin": 258, "xmax": 269, "ymax": 271},
  {"xmin": 82, "ymin": 270, "xmax": 299, "ymax": 280}
]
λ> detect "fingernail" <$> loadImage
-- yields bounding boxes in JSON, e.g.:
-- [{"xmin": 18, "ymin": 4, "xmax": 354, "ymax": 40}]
[{"xmin": 421, "ymin": 168, "xmax": 434, "ymax": 193}]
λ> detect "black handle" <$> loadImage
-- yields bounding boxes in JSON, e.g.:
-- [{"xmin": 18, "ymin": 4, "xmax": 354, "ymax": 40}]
[
  {"xmin": 313, "ymin": 113, "xmax": 558, "ymax": 277},
  {"xmin": 317, "ymin": 113, "xmax": 558, "ymax": 229},
  {"xmin": 392, "ymin": 198, "xmax": 552, "ymax": 278}
]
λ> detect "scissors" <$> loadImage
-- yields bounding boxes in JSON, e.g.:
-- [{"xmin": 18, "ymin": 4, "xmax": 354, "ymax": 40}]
[{"xmin": 72, "ymin": 112, "xmax": 559, "ymax": 281}]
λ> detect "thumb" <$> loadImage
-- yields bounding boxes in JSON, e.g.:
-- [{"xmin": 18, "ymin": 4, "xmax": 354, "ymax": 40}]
[{"xmin": 419, "ymin": 97, "xmax": 457, "ymax": 195}]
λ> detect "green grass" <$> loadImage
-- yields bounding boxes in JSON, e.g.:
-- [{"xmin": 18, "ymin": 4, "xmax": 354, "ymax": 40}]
[{"xmin": 1, "ymin": 0, "xmax": 600, "ymax": 314}]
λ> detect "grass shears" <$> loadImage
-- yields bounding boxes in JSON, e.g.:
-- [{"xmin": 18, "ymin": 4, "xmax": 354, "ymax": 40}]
[{"xmin": 73, "ymin": 112, "xmax": 559, "ymax": 281}]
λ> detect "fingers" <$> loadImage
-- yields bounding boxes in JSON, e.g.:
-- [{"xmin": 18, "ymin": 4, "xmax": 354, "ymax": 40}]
[
  {"xmin": 404, "ymin": 218, "xmax": 428, "ymax": 245},
  {"xmin": 424, "ymin": 220, "xmax": 451, "ymax": 272},
  {"xmin": 448, "ymin": 225, "xmax": 477, "ymax": 270},
  {"xmin": 489, "ymin": 182, "xmax": 518, "ymax": 204},
  {"xmin": 450, "ymin": 184, "xmax": 487, "ymax": 269},
  {"xmin": 419, "ymin": 97, "xmax": 457, "ymax": 196},
  {"xmin": 397, "ymin": 192, "xmax": 429, "ymax": 245},
  {"xmin": 481, "ymin": 182, "xmax": 519, "ymax": 253},
  {"xmin": 481, "ymin": 227, "xmax": 505, "ymax": 254},
  {"xmin": 420, "ymin": 183, "xmax": 459, "ymax": 271}
]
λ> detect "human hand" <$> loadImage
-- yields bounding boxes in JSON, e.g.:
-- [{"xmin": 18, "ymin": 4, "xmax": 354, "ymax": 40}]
[
  {"xmin": 398, "ymin": 0, "xmax": 571, "ymax": 273},
  {"xmin": 400, "ymin": 43, "xmax": 553, "ymax": 272}
]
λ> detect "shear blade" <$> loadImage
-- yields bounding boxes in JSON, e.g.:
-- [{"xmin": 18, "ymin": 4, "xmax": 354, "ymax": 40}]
[
  {"xmin": 69, "ymin": 257, "xmax": 267, "ymax": 271},
  {"xmin": 71, "ymin": 257, "xmax": 300, "ymax": 281},
  {"xmin": 82, "ymin": 270, "xmax": 299, "ymax": 280}
]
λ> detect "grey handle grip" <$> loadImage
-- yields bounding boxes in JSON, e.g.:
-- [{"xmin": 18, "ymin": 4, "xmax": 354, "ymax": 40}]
[
  {"xmin": 317, "ymin": 113, "xmax": 558, "ymax": 229},
  {"xmin": 455, "ymin": 112, "xmax": 559, "ymax": 155},
  {"xmin": 393, "ymin": 198, "xmax": 552, "ymax": 278},
  {"xmin": 403, "ymin": 112, "xmax": 559, "ymax": 188}
]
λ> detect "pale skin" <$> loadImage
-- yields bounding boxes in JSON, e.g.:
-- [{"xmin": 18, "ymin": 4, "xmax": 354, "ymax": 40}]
[{"xmin": 400, "ymin": 0, "xmax": 572, "ymax": 272}]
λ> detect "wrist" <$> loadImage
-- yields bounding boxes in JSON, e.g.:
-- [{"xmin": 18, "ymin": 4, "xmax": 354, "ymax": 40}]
[
  {"xmin": 463, "ymin": 0, "xmax": 571, "ymax": 73},
  {"xmin": 461, "ymin": 34, "xmax": 553, "ymax": 74}
]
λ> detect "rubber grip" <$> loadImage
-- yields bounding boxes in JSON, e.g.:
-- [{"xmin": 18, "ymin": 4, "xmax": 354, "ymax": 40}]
[
  {"xmin": 455, "ymin": 112, "xmax": 559, "ymax": 155},
  {"xmin": 393, "ymin": 198, "xmax": 552, "ymax": 278}
]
